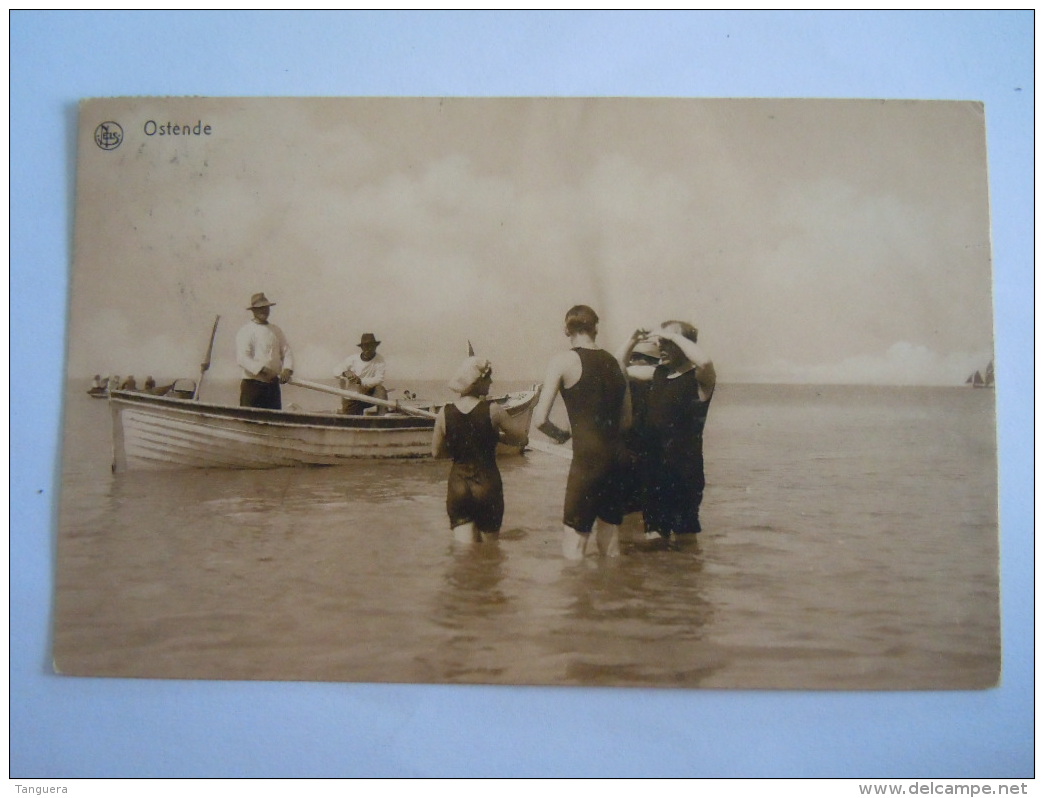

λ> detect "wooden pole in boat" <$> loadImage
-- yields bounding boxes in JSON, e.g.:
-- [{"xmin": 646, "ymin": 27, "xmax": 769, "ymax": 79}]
[
  {"xmin": 192, "ymin": 315, "xmax": 220, "ymax": 401},
  {"xmin": 289, "ymin": 378, "xmax": 438, "ymax": 419},
  {"xmin": 291, "ymin": 378, "xmax": 571, "ymax": 458}
]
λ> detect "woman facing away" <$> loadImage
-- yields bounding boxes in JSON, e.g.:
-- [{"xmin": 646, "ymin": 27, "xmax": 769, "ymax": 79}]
[{"xmin": 432, "ymin": 357, "xmax": 530, "ymax": 544}]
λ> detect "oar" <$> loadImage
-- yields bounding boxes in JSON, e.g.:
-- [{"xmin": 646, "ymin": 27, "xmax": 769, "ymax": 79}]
[
  {"xmin": 290, "ymin": 378, "xmax": 437, "ymax": 419},
  {"xmin": 192, "ymin": 315, "xmax": 220, "ymax": 401},
  {"xmin": 295, "ymin": 377, "xmax": 570, "ymax": 458}
]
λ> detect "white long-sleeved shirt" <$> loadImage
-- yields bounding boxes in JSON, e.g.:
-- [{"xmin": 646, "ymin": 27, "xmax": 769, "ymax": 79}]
[
  {"xmin": 334, "ymin": 353, "xmax": 386, "ymax": 388},
  {"xmin": 236, "ymin": 320, "xmax": 294, "ymax": 381}
]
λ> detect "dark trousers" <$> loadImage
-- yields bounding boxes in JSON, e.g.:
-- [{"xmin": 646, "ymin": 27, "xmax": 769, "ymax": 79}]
[
  {"xmin": 340, "ymin": 383, "xmax": 388, "ymax": 415},
  {"xmin": 240, "ymin": 379, "xmax": 282, "ymax": 409}
]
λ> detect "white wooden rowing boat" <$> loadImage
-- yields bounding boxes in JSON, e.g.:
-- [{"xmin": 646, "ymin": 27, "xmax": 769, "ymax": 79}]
[{"xmin": 108, "ymin": 386, "xmax": 541, "ymax": 471}]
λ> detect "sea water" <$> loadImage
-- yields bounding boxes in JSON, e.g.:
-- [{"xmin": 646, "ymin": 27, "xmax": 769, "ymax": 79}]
[{"xmin": 52, "ymin": 381, "xmax": 999, "ymax": 689}]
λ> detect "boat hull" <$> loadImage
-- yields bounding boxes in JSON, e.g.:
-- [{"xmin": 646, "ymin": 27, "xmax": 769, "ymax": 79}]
[{"xmin": 109, "ymin": 387, "xmax": 539, "ymax": 471}]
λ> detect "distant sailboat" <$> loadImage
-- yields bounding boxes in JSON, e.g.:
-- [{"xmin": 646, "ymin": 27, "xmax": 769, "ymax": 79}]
[{"xmin": 966, "ymin": 359, "xmax": 995, "ymax": 388}]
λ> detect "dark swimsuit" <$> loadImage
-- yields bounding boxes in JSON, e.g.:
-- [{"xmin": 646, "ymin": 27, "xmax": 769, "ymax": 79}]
[
  {"xmin": 561, "ymin": 348, "xmax": 628, "ymax": 533},
  {"xmin": 444, "ymin": 400, "xmax": 504, "ymax": 533},
  {"xmin": 622, "ymin": 377, "xmax": 653, "ymax": 515},
  {"xmin": 644, "ymin": 366, "xmax": 712, "ymax": 535}
]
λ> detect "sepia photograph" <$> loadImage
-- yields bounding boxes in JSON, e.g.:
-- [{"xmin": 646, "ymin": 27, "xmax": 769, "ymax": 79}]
[{"xmin": 54, "ymin": 96, "xmax": 999, "ymax": 690}]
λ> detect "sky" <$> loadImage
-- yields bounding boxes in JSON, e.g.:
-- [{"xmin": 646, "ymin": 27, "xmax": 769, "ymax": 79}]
[
  {"xmin": 13, "ymin": 11, "xmax": 1032, "ymax": 779},
  {"xmin": 68, "ymin": 96, "xmax": 994, "ymax": 386}
]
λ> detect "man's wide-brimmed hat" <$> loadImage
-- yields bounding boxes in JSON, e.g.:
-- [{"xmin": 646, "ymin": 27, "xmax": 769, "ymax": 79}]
[
  {"xmin": 357, "ymin": 333, "xmax": 381, "ymax": 347},
  {"xmin": 247, "ymin": 292, "xmax": 276, "ymax": 309}
]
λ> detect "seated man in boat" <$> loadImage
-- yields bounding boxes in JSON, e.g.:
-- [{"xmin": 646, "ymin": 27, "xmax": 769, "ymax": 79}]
[
  {"xmin": 334, "ymin": 332, "xmax": 388, "ymax": 415},
  {"xmin": 236, "ymin": 292, "xmax": 295, "ymax": 410}
]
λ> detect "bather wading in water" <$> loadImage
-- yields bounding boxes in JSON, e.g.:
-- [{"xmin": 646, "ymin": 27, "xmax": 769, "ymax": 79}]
[
  {"xmin": 532, "ymin": 304, "xmax": 632, "ymax": 560},
  {"xmin": 432, "ymin": 356, "xmax": 530, "ymax": 544}
]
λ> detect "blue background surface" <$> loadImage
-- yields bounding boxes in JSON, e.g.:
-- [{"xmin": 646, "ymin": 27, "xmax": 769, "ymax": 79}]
[{"xmin": 10, "ymin": 11, "xmax": 1033, "ymax": 777}]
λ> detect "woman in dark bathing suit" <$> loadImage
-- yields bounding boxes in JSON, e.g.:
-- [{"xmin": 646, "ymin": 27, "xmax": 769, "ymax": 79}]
[
  {"xmin": 432, "ymin": 357, "xmax": 529, "ymax": 544},
  {"xmin": 619, "ymin": 321, "xmax": 716, "ymax": 540}
]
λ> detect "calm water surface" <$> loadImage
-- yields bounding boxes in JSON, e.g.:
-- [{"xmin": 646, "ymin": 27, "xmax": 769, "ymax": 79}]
[{"xmin": 53, "ymin": 382, "xmax": 999, "ymax": 689}]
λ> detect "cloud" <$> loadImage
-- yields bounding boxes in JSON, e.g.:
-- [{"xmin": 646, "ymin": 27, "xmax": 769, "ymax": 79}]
[
  {"xmin": 72, "ymin": 311, "xmax": 204, "ymax": 381},
  {"xmin": 732, "ymin": 341, "xmax": 993, "ymax": 386},
  {"xmin": 65, "ymin": 98, "xmax": 995, "ymax": 386}
]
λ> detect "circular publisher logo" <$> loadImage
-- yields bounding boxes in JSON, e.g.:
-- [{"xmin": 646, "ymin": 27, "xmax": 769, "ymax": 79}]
[{"xmin": 94, "ymin": 121, "xmax": 123, "ymax": 150}]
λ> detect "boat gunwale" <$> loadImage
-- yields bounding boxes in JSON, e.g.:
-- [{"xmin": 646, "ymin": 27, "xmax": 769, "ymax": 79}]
[
  {"xmin": 108, "ymin": 390, "xmax": 435, "ymax": 430},
  {"xmin": 108, "ymin": 387, "xmax": 542, "ymax": 431}
]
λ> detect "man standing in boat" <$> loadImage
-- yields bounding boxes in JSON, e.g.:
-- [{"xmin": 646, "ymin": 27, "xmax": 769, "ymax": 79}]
[
  {"xmin": 236, "ymin": 292, "xmax": 295, "ymax": 410},
  {"xmin": 533, "ymin": 304, "xmax": 631, "ymax": 560},
  {"xmin": 334, "ymin": 332, "xmax": 388, "ymax": 415}
]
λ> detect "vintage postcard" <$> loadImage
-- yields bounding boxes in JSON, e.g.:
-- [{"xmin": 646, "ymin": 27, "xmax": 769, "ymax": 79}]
[{"xmin": 55, "ymin": 97, "xmax": 998, "ymax": 688}]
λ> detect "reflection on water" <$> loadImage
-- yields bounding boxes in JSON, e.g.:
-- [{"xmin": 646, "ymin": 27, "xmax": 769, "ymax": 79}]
[
  {"xmin": 53, "ymin": 383, "xmax": 1000, "ymax": 688},
  {"xmin": 429, "ymin": 543, "xmax": 512, "ymax": 682},
  {"xmin": 551, "ymin": 537, "xmax": 720, "ymax": 687}
]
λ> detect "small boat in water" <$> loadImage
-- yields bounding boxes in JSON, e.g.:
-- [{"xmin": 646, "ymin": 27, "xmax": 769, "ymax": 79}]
[
  {"xmin": 965, "ymin": 360, "xmax": 995, "ymax": 389},
  {"xmin": 90, "ymin": 377, "xmax": 196, "ymax": 400},
  {"xmin": 87, "ymin": 375, "xmax": 109, "ymax": 398},
  {"xmin": 108, "ymin": 385, "xmax": 541, "ymax": 471}
]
